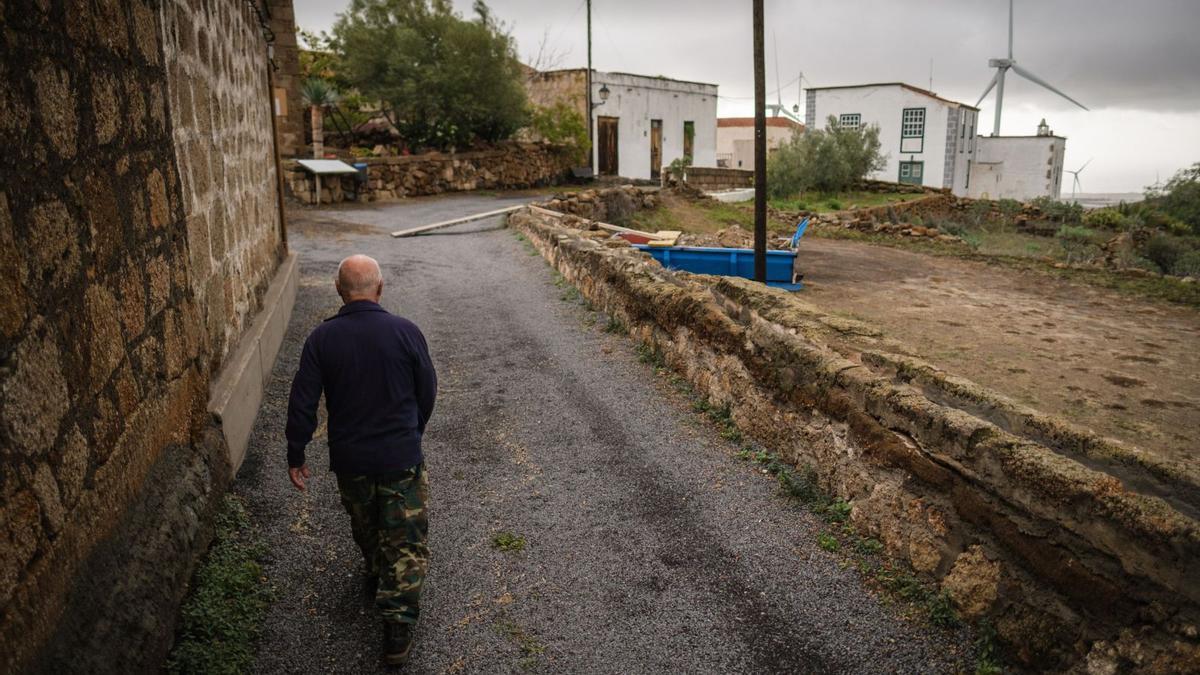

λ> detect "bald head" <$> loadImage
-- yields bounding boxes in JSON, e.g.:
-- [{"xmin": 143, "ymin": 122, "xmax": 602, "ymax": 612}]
[{"xmin": 336, "ymin": 254, "xmax": 383, "ymax": 303}]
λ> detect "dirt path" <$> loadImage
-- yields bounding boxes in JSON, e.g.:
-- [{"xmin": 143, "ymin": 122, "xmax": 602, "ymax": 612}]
[
  {"xmin": 795, "ymin": 237, "xmax": 1200, "ymax": 472},
  {"xmin": 235, "ymin": 194, "xmax": 974, "ymax": 673}
]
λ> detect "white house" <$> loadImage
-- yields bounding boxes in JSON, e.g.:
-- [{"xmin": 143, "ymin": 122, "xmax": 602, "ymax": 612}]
[
  {"xmin": 716, "ymin": 117, "xmax": 803, "ymax": 169},
  {"xmin": 805, "ymin": 82, "xmax": 980, "ymax": 195},
  {"xmin": 589, "ymin": 71, "xmax": 718, "ymax": 180},
  {"xmin": 524, "ymin": 68, "xmax": 718, "ymax": 181},
  {"xmin": 967, "ymin": 120, "xmax": 1066, "ymax": 200}
]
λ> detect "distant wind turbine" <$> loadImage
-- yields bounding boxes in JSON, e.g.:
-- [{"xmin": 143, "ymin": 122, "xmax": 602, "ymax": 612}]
[
  {"xmin": 767, "ymin": 32, "xmax": 804, "ymax": 124},
  {"xmin": 976, "ymin": 0, "xmax": 1089, "ymax": 136},
  {"xmin": 1065, "ymin": 158, "xmax": 1093, "ymax": 201}
]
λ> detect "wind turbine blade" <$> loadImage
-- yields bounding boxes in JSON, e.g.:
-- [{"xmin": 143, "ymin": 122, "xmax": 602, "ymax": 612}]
[
  {"xmin": 976, "ymin": 71, "xmax": 1000, "ymax": 107},
  {"xmin": 1010, "ymin": 63, "xmax": 1089, "ymax": 110},
  {"xmin": 773, "ymin": 31, "xmax": 783, "ymax": 107},
  {"xmin": 1078, "ymin": 157, "xmax": 1093, "ymax": 173}
]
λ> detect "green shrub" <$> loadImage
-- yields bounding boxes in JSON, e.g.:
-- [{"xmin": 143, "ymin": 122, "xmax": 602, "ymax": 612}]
[
  {"xmin": 1057, "ymin": 225, "xmax": 1100, "ymax": 264},
  {"xmin": 1144, "ymin": 234, "xmax": 1189, "ymax": 273},
  {"xmin": 826, "ymin": 198, "xmax": 843, "ymax": 210},
  {"xmin": 767, "ymin": 116, "xmax": 886, "ymax": 196},
  {"xmin": 967, "ymin": 200, "xmax": 993, "ymax": 226},
  {"xmin": 1031, "ymin": 196, "xmax": 1083, "ymax": 223},
  {"xmin": 997, "ymin": 198, "xmax": 1022, "ymax": 222},
  {"xmin": 1170, "ymin": 250, "xmax": 1200, "ymax": 277},
  {"xmin": 1083, "ymin": 208, "xmax": 1127, "ymax": 229},
  {"xmin": 529, "ymin": 102, "xmax": 589, "ymax": 165},
  {"xmin": 1147, "ymin": 162, "xmax": 1200, "ymax": 232}
]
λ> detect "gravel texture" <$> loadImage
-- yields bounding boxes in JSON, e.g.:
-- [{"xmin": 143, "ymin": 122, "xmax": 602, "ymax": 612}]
[{"xmin": 237, "ymin": 193, "xmax": 975, "ymax": 674}]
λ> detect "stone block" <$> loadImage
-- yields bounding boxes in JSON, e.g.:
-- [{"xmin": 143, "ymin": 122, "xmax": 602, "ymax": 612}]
[
  {"xmin": 56, "ymin": 425, "xmax": 90, "ymax": 509},
  {"xmin": 33, "ymin": 60, "xmax": 77, "ymax": 159},
  {"xmin": 0, "ymin": 193, "xmax": 27, "ymax": 337},
  {"xmin": 32, "ymin": 465, "xmax": 65, "ymax": 535},
  {"xmin": 28, "ymin": 199, "xmax": 82, "ymax": 291},
  {"xmin": 116, "ymin": 258, "xmax": 148, "ymax": 341},
  {"xmin": 1, "ymin": 322, "xmax": 70, "ymax": 456},
  {"xmin": 0, "ymin": 489, "xmax": 41, "ymax": 609},
  {"xmin": 147, "ymin": 255, "xmax": 170, "ymax": 317},
  {"xmin": 83, "ymin": 283, "xmax": 125, "ymax": 394},
  {"xmin": 146, "ymin": 169, "xmax": 169, "ymax": 229}
]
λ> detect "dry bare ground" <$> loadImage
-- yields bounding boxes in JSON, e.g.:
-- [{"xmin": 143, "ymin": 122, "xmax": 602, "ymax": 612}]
[{"xmin": 793, "ymin": 236, "xmax": 1200, "ymax": 474}]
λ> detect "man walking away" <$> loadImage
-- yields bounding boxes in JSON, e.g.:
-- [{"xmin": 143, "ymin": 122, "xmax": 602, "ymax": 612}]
[{"xmin": 285, "ymin": 254, "xmax": 437, "ymax": 666}]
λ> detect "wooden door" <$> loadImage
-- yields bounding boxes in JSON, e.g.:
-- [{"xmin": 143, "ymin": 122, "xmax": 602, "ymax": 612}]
[
  {"xmin": 597, "ymin": 116, "xmax": 619, "ymax": 176},
  {"xmin": 650, "ymin": 119, "xmax": 663, "ymax": 180}
]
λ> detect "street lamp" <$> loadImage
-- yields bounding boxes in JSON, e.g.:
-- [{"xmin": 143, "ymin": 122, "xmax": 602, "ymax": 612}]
[{"xmin": 595, "ymin": 83, "xmax": 610, "ymax": 108}]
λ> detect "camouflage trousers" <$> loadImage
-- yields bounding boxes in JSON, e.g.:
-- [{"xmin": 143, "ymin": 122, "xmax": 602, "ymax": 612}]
[{"xmin": 336, "ymin": 463, "xmax": 429, "ymax": 625}]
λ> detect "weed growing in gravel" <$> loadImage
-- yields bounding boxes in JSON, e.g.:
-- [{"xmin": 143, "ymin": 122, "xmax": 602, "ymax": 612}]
[
  {"xmin": 973, "ymin": 620, "xmax": 1004, "ymax": 674},
  {"xmin": 167, "ymin": 494, "xmax": 274, "ymax": 674},
  {"xmin": 512, "ymin": 231, "xmax": 540, "ymax": 256},
  {"xmin": 494, "ymin": 618, "xmax": 546, "ymax": 665},
  {"xmin": 491, "ymin": 532, "xmax": 527, "ymax": 552},
  {"xmin": 604, "ymin": 316, "xmax": 626, "ymax": 334},
  {"xmin": 817, "ymin": 533, "xmax": 840, "ymax": 552}
]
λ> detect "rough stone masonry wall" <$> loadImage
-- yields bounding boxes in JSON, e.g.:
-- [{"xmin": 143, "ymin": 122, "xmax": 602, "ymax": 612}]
[
  {"xmin": 0, "ymin": 1, "xmax": 284, "ymax": 672},
  {"xmin": 509, "ymin": 210, "xmax": 1200, "ymax": 673},
  {"xmin": 683, "ymin": 167, "xmax": 754, "ymax": 191},
  {"xmin": 282, "ymin": 141, "xmax": 572, "ymax": 204},
  {"xmin": 163, "ymin": 0, "xmax": 284, "ymax": 372}
]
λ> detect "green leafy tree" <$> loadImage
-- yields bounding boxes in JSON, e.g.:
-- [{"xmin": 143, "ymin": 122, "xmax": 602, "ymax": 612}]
[
  {"xmin": 767, "ymin": 116, "xmax": 886, "ymax": 197},
  {"xmin": 528, "ymin": 102, "xmax": 589, "ymax": 165},
  {"xmin": 333, "ymin": 0, "xmax": 529, "ymax": 150}
]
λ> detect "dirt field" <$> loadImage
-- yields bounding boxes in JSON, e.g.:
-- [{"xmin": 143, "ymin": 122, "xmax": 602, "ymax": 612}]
[{"xmin": 794, "ymin": 236, "xmax": 1200, "ymax": 473}]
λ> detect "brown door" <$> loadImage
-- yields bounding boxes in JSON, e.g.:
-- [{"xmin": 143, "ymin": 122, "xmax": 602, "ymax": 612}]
[
  {"xmin": 597, "ymin": 116, "xmax": 619, "ymax": 176},
  {"xmin": 650, "ymin": 119, "xmax": 663, "ymax": 179}
]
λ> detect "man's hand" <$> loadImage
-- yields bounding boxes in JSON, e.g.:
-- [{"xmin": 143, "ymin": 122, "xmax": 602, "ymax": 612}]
[{"xmin": 288, "ymin": 464, "xmax": 312, "ymax": 492}]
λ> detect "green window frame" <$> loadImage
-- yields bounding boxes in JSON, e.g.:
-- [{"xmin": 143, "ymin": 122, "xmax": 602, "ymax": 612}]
[
  {"xmin": 838, "ymin": 113, "xmax": 861, "ymax": 129},
  {"xmin": 901, "ymin": 108, "xmax": 925, "ymax": 138},
  {"xmin": 899, "ymin": 160, "xmax": 924, "ymax": 185}
]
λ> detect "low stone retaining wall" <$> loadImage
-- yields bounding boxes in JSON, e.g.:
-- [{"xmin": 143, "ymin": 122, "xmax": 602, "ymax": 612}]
[
  {"xmin": 507, "ymin": 208, "xmax": 1200, "ymax": 672},
  {"xmin": 283, "ymin": 142, "xmax": 572, "ymax": 204},
  {"xmin": 683, "ymin": 167, "xmax": 754, "ymax": 191}
]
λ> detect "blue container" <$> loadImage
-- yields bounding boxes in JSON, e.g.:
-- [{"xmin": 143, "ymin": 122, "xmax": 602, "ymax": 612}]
[
  {"xmin": 353, "ymin": 162, "xmax": 369, "ymax": 182},
  {"xmin": 634, "ymin": 245, "xmax": 800, "ymax": 288}
]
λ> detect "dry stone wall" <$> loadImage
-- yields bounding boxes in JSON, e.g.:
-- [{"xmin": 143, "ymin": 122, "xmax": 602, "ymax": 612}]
[
  {"xmin": 282, "ymin": 142, "xmax": 572, "ymax": 204},
  {"xmin": 683, "ymin": 167, "xmax": 754, "ymax": 191},
  {"xmin": 0, "ymin": 1, "xmax": 285, "ymax": 672},
  {"xmin": 509, "ymin": 209, "xmax": 1200, "ymax": 672}
]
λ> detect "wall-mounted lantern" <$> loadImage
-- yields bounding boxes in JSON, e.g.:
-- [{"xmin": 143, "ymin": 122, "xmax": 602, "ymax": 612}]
[{"xmin": 593, "ymin": 84, "xmax": 610, "ymax": 110}]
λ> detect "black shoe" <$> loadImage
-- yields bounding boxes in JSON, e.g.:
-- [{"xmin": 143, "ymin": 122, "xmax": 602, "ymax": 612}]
[{"xmin": 383, "ymin": 622, "xmax": 414, "ymax": 666}]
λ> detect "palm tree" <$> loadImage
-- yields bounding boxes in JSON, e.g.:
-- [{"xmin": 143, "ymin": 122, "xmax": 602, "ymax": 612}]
[{"xmin": 300, "ymin": 78, "xmax": 341, "ymax": 158}]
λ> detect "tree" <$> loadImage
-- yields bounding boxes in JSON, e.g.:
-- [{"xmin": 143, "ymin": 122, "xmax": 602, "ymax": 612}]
[
  {"xmin": 300, "ymin": 78, "xmax": 341, "ymax": 158},
  {"xmin": 1148, "ymin": 162, "xmax": 1200, "ymax": 233},
  {"xmin": 332, "ymin": 0, "xmax": 529, "ymax": 151},
  {"xmin": 767, "ymin": 115, "xmax": 887, "ymax": 197},
  {"xmin": 528, "ymin": 102, "xmax": 588, "ymax": 165}
]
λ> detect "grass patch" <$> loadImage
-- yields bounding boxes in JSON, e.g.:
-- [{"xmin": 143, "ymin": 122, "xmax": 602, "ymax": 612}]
[
  {"xmin": 817, "ymin": 533, "xmax": 840, "ymax": 552},
  {"xmin": 491, "ymin": 531, "xmax": 527, "ymax": 552},
  {"xmin": 494, "ymin": 618, "xmax": 546, "ymax": 661},
  {"xmin": 770, "ymin": 190, "xmax": 926, "ymax": 214},
  {"xmin": 167, "ymin": 494, "xmax": 274, "ymax": 675},
  {"xmin": 604, "ymin": 315, "xmax": 626, "ymax": 334}
]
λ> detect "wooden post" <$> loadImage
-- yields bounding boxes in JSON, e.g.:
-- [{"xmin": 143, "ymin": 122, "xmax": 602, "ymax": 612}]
[{"xmin": 752, "ymin": 0, "xmax": 767, "ymax": 282}]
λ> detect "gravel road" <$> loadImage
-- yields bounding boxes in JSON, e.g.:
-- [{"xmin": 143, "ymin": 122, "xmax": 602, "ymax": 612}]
[{"xmin": 236, "ymin": 193, "xmax": 975, "ymax": 674}]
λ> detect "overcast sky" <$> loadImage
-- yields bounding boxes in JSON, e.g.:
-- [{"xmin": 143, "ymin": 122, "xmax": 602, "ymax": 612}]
[{"xmin": 294, "ymin": 0, "xmax": 1200, "ymax": 193}]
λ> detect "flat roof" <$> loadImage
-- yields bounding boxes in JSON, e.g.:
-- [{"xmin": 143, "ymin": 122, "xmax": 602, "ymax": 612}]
[
  {"xmin": 531, "ymin": 67, "xmax": 718, "ymax": 89},
  {"xmin": 718, "ymin": 117, "xmax": 803, "ymax": 129},
  {"xmin": 807, "ymin": 82, "xmax": 979, "ymax": 110}
]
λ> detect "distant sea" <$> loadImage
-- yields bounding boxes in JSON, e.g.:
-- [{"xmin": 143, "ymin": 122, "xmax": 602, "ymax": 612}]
[{"xmin": 1063, "ymin": 193, "xmax": 1144, "ymax": 209}]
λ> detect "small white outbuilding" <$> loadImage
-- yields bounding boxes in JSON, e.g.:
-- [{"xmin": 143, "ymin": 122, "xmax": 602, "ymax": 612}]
[
  {"xmin": 525, "ymin": 68, "xmax": 718, "ymax": 181},
  {"xmin": 967, "ymin": 120, "xmax": 1067, "ymax": 200}
]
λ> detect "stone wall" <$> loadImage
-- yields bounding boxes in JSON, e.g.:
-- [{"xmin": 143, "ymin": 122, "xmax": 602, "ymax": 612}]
[
  {"xmin": 267, "ymin": 0, "xmax": 303, "ymax": 158},
  {"xmin": 282, "ymin": 142, "xmax": 572, "ymax": 204},
  {"xmin": 164, "ymin": 0, "xmax": 285, "ymax": 371},
  {"xmin": 683, "ymin": 166, "xmax": 754, "ymax": 191},
  {"xmin": 0, "ymin": 1, "xmax": 286, "ymax": 672},
  {"xmin": 509, "ymin": 209, "xmax": 1200, "ymax": 672}
]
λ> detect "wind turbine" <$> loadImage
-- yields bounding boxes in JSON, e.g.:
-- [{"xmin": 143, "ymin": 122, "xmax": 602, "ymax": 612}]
[
  {"xmin": 767, "ymin": 32, "xmax": 804, "ymax": 124},
  {"xmin": 976, "ymin": 0, "xmax": 1088, "ymax": 136},
  {"xmin": 1065, "ymin": 158, "xmax": 1092, "ymax": 202}
]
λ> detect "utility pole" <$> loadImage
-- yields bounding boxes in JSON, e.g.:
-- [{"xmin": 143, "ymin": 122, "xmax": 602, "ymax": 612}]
[
  {"xmin": 752, "ymin": 0, "xmax": 766, "ymax": 282},
  {"xmin": 586, "ymin": 0, "xmax": 594, "ymax": 173}
]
